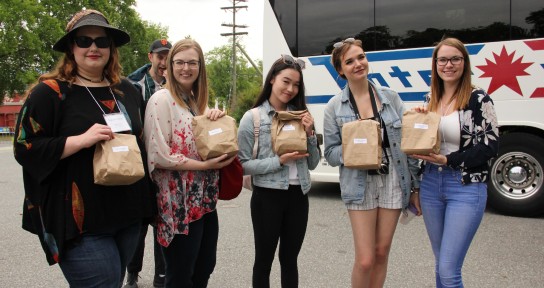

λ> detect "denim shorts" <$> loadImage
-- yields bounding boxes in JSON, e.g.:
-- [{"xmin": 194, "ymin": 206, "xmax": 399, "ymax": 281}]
[{"xmin": 346, "ymin": 157, "xmax": 403, "ymax": 210}]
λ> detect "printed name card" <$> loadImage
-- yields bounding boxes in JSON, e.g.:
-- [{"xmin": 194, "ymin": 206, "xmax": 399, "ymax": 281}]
[
  {"xmin": 414, "ymin": 123, "xmax": 429, "ymax": 129},
  {"xmin": 282, "ymin": 124, "xmax": 296, "ymax": 131},
  {"xmin": 208, "ymin": 128, "xmax": 223, "ymax": 136},
  {"xmin": 353, "ymin": 138, "xmax": 368, "ymax": 144},
  {"xmin": 112, "ymin": 146, "xmax": 129, "ymax": 152}
]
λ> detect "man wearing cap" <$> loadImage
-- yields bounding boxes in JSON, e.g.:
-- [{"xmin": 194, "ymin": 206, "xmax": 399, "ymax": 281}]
[
  {"xmin": 128, "ymin": 39, "xmax": 172, "ymax": 104},
  {"xmin": 124, "ymin": 39, "xmax": 171, "ymax": 288}
]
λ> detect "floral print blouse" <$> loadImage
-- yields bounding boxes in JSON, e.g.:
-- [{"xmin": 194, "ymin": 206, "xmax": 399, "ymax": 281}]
[
  {"xmin": 427, "ymin": 88, "xmax": 499, "ymax": 184},
  {"xmin": 144, "ymin": 89, "xmax": 219, "ymax": 247}
]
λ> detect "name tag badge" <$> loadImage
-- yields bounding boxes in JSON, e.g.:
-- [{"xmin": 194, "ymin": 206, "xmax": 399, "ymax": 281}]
[{"xmin": 103, "ymin": 113, "xmax": 131, "ymax": 133}]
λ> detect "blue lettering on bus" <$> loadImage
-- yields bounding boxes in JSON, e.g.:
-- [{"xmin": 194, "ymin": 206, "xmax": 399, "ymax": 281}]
[
  {"xmin": 306, "ymin": 44, "xmax": 484, "ymax": 104},
  {"xmin": 307, "ymin": 56, "xmax": 347, "ymax": 88},
  {"xmin": 418, "ymin": 70, "xmax": 432, "ymax": 86},
  {"xmin": 389, "ymin": 66, "xmax": 412, "ymax": 87},
  {"xmin": 306, "ymin": 92, "xmax": 427, "ymax": 104},
  {"xmin": 368, "ymin": 73, "xmax": 389, "ymax": 87}
]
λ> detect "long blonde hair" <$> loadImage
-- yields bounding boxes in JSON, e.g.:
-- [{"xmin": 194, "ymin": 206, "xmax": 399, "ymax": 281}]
[
  {"xmin": 428, "ymin": 37, "xmax": 474, "ymax": 112},
  {"xmin": 165, "ymin": 39, "xmax": 209, "ymax": 115}
]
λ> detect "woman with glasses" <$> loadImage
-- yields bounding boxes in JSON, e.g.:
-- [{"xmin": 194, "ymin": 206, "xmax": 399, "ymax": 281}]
[
  {"xmin": 13, "ymin": 9, "xmax": 154, "ymax": 287},
  {"xmin": 411, "ymin": 37, "xmax": 499, "ymax": 288},
  {"xmin": 237, "ymin": 55, "xmax": 320, "ymax": 287},
  {"xmin": 323, "ymin": 38, "xmax": 420, "ymax": 287},
  {"xmin": 143, "ymin": 38, "xmax": 234, "ymax": 287}
]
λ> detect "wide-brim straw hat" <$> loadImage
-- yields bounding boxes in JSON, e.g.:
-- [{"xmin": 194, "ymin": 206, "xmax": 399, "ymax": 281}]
[{"xmin": 53, "ymin": 9, "xmax": 130, "ymax": 52}]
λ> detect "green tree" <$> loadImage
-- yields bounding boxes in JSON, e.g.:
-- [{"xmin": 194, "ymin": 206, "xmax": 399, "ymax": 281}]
[
  {"xmin": 0, "ymin": 0, "xmax": 166, "ymax": 98},
  {"xmin": 205, "ymin": 44, "xmax": 262, "ymax": 122},
  {"xmin": 526, "ymin": 8, "xmax": 544, "ymax": 37}
]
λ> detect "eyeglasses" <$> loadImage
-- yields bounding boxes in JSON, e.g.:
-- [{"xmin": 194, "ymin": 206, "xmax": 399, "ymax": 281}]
[
  {"xmin": 74, "ymin": 36, "xmax": 111, "ymax": 49},
  {"xmin": 281, "ymin": 54, "xmax": 305, "ymax": 69},
  {"xmin": 172, "ymin": 60, "xmax": 200, "ymax": 69},
  {"xmin": 333, "ymin": 38, "xmax": 356, "ymax": 48},
  {"xmin": 435, "ymin": 56, "xmax": 464, "ymax": 66}
]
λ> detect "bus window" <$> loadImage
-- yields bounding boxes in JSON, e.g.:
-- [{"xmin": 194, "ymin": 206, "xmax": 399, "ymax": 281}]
[
  {"xmin": 271, "ymin": 0, "xmax": 297, "ymax": 56},
  {"xmin": 512, "ymin": 1, "xmax": 544, "ymax": 39},
  {"xmin": 375, "ymin": 0, "xmax": 510, "ymax": 50},
  {"xmin": 298, "ymin": 0, "xmax": 373, "ymax": 56}
]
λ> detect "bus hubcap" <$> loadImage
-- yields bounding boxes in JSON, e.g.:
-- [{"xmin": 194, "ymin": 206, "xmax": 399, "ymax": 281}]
[{"xmin": 491, "ymin": 152, "xmax": 543, "ymax": 200}]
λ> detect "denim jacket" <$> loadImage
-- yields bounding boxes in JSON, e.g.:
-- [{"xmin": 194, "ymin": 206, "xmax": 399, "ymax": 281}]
[
  {"xmin": 323, "ymin": 82, "xmax": 420, "ymax": 208},
  {"xmin": 238, "ymin": 100, "xmax": 320, "ymax": 194}
]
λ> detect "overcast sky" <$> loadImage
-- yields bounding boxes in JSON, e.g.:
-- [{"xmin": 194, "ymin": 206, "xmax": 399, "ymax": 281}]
[{"xmin": 134, "ymin": 0, "xmax": 264, "ymax": 61}]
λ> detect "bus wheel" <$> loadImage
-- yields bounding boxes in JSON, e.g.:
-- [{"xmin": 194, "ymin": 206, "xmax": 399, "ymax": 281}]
[{"xmin": 488, "ymin": 133, "xmax": 544, "ymax": 217}]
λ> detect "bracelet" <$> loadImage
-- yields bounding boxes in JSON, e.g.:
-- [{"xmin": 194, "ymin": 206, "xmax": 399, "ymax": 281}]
[{"xmin": 411, "ymin": 189, "xmax": 420, "ymax": 194}]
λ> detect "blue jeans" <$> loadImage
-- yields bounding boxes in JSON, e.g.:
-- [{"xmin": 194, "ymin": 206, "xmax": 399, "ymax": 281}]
[
  {"xmin": 59, "ymin": 221, "xmax": 141, "ymax": 288},
  {"xmin": 420, "ymin": 164, "xmax": 487, "ymax": 288}
]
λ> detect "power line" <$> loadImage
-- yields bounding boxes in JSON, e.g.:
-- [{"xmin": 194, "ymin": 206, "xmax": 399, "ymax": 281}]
[{"xmin": 220, "ymin": 0, "xmax": 248, "ymax": 109}]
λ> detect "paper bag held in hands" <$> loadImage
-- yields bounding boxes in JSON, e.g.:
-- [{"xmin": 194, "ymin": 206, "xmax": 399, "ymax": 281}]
[
  {"xmin": 342, "ymin": 119, "xmax": 382, "ymax": 169},
  {"xmin": 272, "ymin": 110, "xmax": 308, "ymax": 155},
  {"xmin": 93, "ymin": 133, "xmax": 145, "ymax": 186},
  {"xmin": 401, "ymin": 111, "xmax": 441, "ymax": 155},
  {"xmin": 192, "ymin": 115, "xmax": 239, "ymax": 160}
]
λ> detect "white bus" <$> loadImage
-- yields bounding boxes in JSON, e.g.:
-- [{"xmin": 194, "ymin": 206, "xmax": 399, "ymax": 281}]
[{"xmin": 263, "ymin": 0, "xmax": 544, "ymax": 216}]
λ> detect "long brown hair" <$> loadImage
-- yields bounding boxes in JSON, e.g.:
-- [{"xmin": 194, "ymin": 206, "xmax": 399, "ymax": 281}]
[
  {"xmin": 428, "ymin": 37, "xmax": 474, "ymax": 112},
  {"xmin": 165, "ymin": 39, "xmax": 209, "ymax": 115}
]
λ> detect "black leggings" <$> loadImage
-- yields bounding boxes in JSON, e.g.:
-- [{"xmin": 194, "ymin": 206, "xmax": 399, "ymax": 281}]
[
  {"xmin": 251, "ymin": 185, "xmax": 309, "ymax": 288},
  {"xmin": 126, "ymin": 224, "xmax": 165, "ymax": 276},
  {"xmin": 161, "ymin": 210, "xmax": 218, "ymax": 288}
]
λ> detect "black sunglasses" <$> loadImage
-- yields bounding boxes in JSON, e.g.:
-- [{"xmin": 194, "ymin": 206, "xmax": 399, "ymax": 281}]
[{"xmin": 74, "ymin": 36, "xmax": 112, "ymax": 49}]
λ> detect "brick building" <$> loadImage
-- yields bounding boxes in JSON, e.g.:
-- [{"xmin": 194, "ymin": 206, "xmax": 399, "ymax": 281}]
[{"xmin": 0, "ymin": 95, "xmax": 24, "ymax": 134}]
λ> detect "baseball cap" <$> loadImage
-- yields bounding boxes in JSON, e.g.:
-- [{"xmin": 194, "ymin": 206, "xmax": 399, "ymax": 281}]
[{"xmin": 149, "ymin": 39, "xmax": 172, "ymax": 53}]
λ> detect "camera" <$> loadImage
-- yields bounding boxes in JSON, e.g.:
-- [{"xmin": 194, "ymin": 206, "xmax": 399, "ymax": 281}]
[{"xmin": 368, "ymin": 162, "xmax": 389, "ymax": 175}]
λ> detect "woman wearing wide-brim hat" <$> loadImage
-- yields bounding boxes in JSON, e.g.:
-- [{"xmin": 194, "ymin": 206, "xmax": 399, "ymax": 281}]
[{"xmin": 13, "ymin": 9, "xmax": 154, "ymax": 287}]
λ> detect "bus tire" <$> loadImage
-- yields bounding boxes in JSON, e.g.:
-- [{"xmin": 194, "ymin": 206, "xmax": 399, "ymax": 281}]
[{"xmin": 488, "ymin": 132, "xmax": 544, "ymax": 216}]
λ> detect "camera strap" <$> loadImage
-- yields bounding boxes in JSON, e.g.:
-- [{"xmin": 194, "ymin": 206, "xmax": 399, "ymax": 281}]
[{"xmin": 348, "ymin": 83, "xmax": 389, "ymax": 165}]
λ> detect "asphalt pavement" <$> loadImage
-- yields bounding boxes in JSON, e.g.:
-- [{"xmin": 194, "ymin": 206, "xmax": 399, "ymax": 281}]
[{"xmin": 1, "ymin": 144, "xmax": 543, "ymax": 287}]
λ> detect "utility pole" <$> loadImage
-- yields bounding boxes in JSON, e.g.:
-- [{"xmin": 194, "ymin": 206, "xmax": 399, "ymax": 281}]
[{"xmin": 220, "ymin": 0, "xmax": 248, "ymax": 109}]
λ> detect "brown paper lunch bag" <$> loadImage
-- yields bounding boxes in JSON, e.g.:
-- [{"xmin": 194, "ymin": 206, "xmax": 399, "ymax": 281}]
[
  {"xmin": 341, "ymin": 119, "xmax": 382, "ymax": 169},
  {"xmin": 401, "ymin": 110, "xmax": 441, "ymax": 155},
  {"xmin": 93, "ymin": 133, "xmax": 145, "ymax": 186},
  {"xmin": 271, "ymin": 110, "xmax": 308, "ymax": 155},
  {"xmin": 192, "ymin": 115, "xmax": 239, "ymax": 160}
]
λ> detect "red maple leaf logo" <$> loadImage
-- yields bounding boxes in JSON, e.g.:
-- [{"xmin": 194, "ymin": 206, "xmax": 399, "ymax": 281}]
[{"xmin": 476, "ymin": 46, "xmax": 533, "ymax": 95}]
